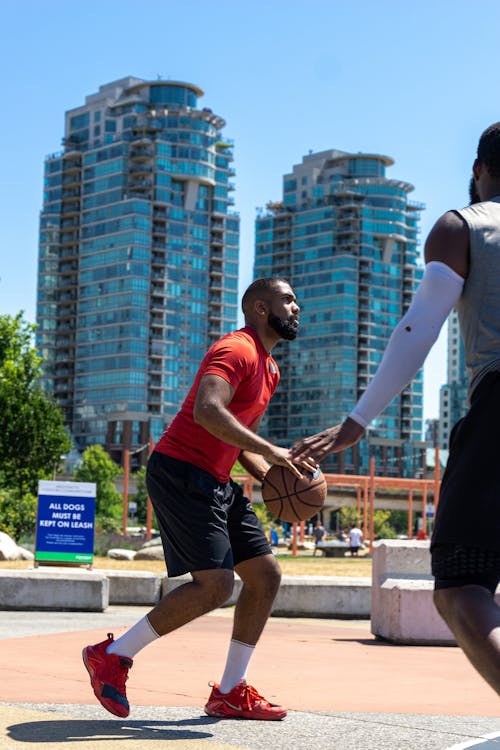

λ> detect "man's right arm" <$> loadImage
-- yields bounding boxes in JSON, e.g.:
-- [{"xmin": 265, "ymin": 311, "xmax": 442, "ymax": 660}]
[
  {"xmin": 193, "ymin": 373, "xmax": 314, "ymax": 477},
  {"xmin": 292, "ymin": 212, "xmax": 470, "ymax": 462}
]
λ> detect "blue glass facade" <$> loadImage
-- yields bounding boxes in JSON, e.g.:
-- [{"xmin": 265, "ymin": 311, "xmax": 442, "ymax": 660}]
[
  {"xmin": 255, "ymin": 150, "xmax": 425, "ymax": 477},
  {"xmin": 37, "ymin": 78, "xmax": 239, "ymax": 464}
]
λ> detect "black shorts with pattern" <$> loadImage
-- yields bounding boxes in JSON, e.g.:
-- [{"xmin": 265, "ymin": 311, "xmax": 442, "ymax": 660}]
[{"xmin": 432, "ymin": 544, "xmax": 500, "ymax": 594}]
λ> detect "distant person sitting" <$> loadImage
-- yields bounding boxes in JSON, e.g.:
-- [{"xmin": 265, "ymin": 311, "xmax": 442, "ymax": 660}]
[
  {"xmin": 348, "ymin": 524, "xmax": 363, "ymax": 557},
  {"xmin": 312, "ymin": 520, "xmax": 326, "ymax": 556}
]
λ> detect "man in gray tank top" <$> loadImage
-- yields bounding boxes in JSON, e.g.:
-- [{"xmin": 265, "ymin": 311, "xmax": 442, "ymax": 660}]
[{"xmin": 292, "ymin": 124, "xmax": 500, "ymax": 696}]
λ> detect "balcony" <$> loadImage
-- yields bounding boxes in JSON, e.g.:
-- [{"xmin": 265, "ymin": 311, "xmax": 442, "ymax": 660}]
[
  {"xmin": 131, "ymin": 134, "xmax": 153, "ymax": 145},
  {"xmin": 62, "ymin": 204, "xmax": 80, "ymax": 215},
  {"xmin": 129, "ymin": 164, "xmax": 153, "ymax": 174},
  {"xmin": 61, "ymin": 222, "xmax": 79, "ymax": 232},
  {"xmin": 62, "ymin": 175, "xmax": 80, "ymax": 187},
  {"xmin": 127, "ymin": 179, "xmax": 153, "ymax": 191},
  {"xmin": 59, "ymin": 243, "xmax": 78, "ymax": 254},
  {"xmin": 62, "ymin": 160, "xmax": 81, "ymax": 173},
  {"xmin": 129, "ymin": 147, "xmax": 154, "ymax": 160},
  {"xmin": 62, "ymin": 188, "xmax": 81, "ymax": 199}
]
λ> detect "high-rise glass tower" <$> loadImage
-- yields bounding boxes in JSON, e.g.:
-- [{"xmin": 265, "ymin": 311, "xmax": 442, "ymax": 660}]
[
  {"xmin": 255, "ymin": 149, "xmax": 425, "ymax": 476},
  {"xmin": 36, "ymin": 77, "xmax": 239, "ymax": 465},
  {"xmin": 438, "ymin": 310, "xmax": 468, "ymax": 450}
]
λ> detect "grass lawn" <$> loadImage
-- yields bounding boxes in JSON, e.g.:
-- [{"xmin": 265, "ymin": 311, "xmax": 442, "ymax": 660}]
[{"xmin": 0, "ymin": 552, "xmax": 372, "ymax": 578}]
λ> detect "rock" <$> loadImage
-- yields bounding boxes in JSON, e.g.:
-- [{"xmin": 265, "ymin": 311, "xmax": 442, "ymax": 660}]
[
  {"xmin": 107, "ymin": 548, "xmax": 136, "ymax": 561},
  {"xmin": 135, "ymin": 545, "xmax": 165, "ymax": 561},
  {"xmin": 17, "ymin": 547, "xmax": 35, "ymax": 561},
  {"xmin": 0, "ymin": 532, "xmax": 22, "ymax": 561},
  {"xmin": 138, "ymin": 537, "xmax": 162, "ymax": 549}
]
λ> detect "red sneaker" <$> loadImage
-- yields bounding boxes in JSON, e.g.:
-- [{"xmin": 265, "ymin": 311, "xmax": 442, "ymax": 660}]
[
  {"xmin": 204, "ymin": 680, "xmax": 287, "ymax": 720},
  {"xmin": 82, "ymin": 633, "xmax": 132, "ymax": 717}
]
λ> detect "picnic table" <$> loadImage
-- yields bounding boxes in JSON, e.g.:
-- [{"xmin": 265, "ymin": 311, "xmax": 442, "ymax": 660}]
[{"xmin": 315, "ymin": 540, "xmax": 350, "ymax": 557}]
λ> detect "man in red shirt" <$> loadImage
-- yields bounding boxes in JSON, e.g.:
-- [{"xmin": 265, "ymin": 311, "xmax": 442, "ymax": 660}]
[{"xmin": 83, "ymin": 277, "xmax": 315, "ymax": 720}]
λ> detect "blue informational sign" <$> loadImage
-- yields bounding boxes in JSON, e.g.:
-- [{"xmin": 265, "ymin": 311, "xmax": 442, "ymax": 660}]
[{"xmin": 35, "ymin": 481, "xmax": 96, "ymax": 564}]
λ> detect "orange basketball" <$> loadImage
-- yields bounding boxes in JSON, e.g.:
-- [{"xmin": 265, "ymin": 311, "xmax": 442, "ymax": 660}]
[{"xmin": 262, "ymin": 465, "xmax": 327, "ymax": 522}]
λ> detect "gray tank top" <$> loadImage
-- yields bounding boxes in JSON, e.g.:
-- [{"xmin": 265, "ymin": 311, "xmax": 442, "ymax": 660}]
[{"xmin": 456, "ymin": 196, "xmax": 500, "ymax": 400}]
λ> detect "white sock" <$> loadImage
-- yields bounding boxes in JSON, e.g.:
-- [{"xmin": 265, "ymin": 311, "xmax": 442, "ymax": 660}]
[
  {"xmin": 106, "ymin": 616, "xmax": 160, "ymax": 659},
  {"xmin": 219, "ymin": 639, "xmax": 255, "ymax": 694}
]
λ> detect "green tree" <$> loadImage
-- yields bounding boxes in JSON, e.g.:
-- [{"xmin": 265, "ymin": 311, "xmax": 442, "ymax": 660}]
[
  {"xmin": 339, "ymin": 506, "xmax": 398, "ymax": 540},
  {"xmin": 74, "ymin": 445, "xmax": 122, "ymax": 524},
  {"xmin": 230, "ymin": 460, "xmax": 247, "ymax": 476},
  {"xmin": 0, "ymin": 313, "xmax": 71, "ymax": 495},
  {"xmin": 134, "ymin": 466, "xmax": 148, "ymax": 523},
  {"xmin": 372, "ymin": 509, "xmax": 398, "ymax": 540}
]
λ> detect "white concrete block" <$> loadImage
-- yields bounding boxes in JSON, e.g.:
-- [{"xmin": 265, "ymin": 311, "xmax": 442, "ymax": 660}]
[
  {"xmin": 0, "ymin": 569, "xmax": 108, "ymax": 611},
  {"xmin": 371, "ymin": 540, "xmax": 500, "ymax": 644},
  {"xmin": 372, "ymin": 539, "xmax": 431, "ymax": 580},
  {"xmin": 99, "ymin": 569, "xmax": 161, "ymax": 605},
  {"xmin": 375, "ymin": 577, "xmax": 455, "ymax": 644}
]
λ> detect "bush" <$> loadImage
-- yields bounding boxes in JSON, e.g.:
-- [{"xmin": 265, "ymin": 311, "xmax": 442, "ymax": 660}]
[
  {"xmin": 0, "ymin": 488, "xmax": 37, "ymax": 541},
  {"xmin": 93, "ymin": 529, "xmax": 150, "ymax": 557},
  {"xmin": 252, "ymin": 501, "xmax": 274, "ymax": 533},
  {"xmin": 95, "ymin": 515, "xmax": 121, "ymax": 533}
]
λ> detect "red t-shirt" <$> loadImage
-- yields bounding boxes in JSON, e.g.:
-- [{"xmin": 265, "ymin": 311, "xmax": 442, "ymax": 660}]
[{"xmin": 155, "ymin": 326, "xmax": 280, "ymax": 482}]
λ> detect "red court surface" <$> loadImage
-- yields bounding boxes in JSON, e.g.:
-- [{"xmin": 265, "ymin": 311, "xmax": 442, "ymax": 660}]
[{"xmin": 0, "ymin": 613, "xmax": 497, "ymax": 716}]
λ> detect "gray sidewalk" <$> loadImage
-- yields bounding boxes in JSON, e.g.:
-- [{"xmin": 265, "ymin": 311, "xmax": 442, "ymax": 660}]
[{"xmin": 2, "ymin": 702, "xmax": 499, "ymax": 750}]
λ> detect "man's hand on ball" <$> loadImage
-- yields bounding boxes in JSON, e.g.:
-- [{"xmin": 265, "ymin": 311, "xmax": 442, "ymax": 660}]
[
  {"xmin": 263, "ymin": 444, "xmax": 317, "ymax": 478},
  {"xmin": 291, "ymin": 418, "xmax": 365, "ymax": 462}
]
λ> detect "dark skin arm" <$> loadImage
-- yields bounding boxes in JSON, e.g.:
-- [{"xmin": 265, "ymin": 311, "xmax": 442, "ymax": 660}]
[
  {"xmin": 291, "ymin": 211, "xmax": 470, "ymax": 462},
  {"xmin": 194, "ymin": 374, "xmax": 316, "ymax": 478},
  {"xmin": 237, "ymin": 416, "xmax": 273, "ymax": 482}
]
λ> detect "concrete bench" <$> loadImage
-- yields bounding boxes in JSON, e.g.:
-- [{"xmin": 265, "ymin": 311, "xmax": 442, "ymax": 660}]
[
  {"xmin": 273, "ymin": 575, "xmax": 371, "ymax": 618},
  {"xmin": 99, "ymin": 569, "xmax": 161, "ymax": 606},
  {"xmin": 160, "ymin": 573, "xmax": 243, "ymax": 607},
  {"xmin": 371, "ymin": 540, "xmax": 500, "ymax": 645},
  {"xmin": 0, "ymin": 569, "xmax": 108, "ymax": 611},
  {"xmin": 161, "ymin": 572, "xmax": 371, "ymax": 618}
]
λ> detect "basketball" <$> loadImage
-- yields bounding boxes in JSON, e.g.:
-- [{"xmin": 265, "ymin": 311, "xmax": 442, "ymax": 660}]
[{"xmin": 261, "ymin": 465, "xmax": 327, "ymax": 522}]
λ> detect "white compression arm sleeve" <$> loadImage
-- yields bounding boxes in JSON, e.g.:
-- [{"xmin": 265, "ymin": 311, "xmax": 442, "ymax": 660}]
[{"xmin": 349, "ymin": 261, "xmax": 464, "ymax": 428}]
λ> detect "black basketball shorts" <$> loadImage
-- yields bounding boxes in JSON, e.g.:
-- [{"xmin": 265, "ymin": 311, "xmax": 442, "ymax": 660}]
[
  {"xmin": 431, "ymin": 371, "xmax": 500, "ymax": 594},
  {"xmin": 146, "ymin": 451, "xmax": 271, "ymax": 577}
]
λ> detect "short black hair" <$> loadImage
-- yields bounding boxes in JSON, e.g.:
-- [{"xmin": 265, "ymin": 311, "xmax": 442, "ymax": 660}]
[
  {"xmin": 477, "ymin": 123, "xmax": 500, "ymax": 178},
  {"xmin": 241, "ymin": 277, "xmax": 290, "ymax": 314}
]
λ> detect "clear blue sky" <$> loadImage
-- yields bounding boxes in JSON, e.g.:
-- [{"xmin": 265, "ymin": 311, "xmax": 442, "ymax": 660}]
[{"xmin": 1, "ymin": 0, "xmax": 500, "ymax": 421}]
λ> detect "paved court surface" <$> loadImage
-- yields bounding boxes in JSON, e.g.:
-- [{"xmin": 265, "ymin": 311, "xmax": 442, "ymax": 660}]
[{"xmin": 0, "ymin": 606, "xmax": 498, "ymax": 750}]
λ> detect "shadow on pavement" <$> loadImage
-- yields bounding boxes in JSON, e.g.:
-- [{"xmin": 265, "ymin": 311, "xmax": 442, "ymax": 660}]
[{"xmin": 7, "ymin": 716, "xmax": 221, "ymax": 744}]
